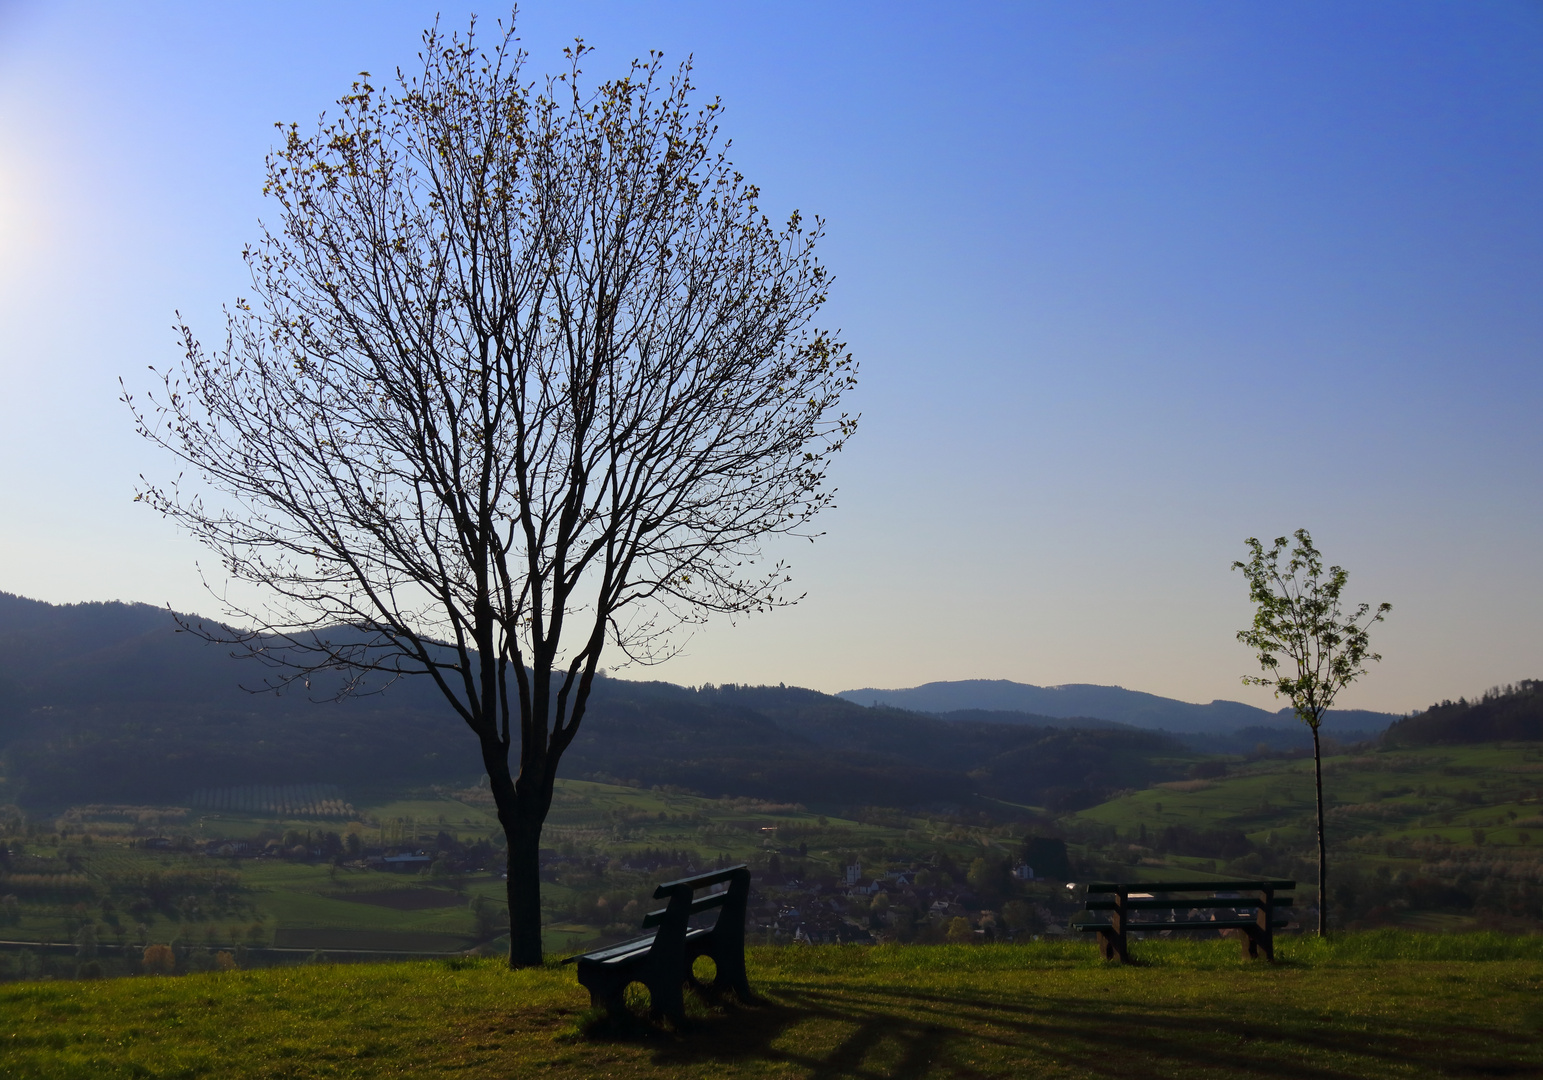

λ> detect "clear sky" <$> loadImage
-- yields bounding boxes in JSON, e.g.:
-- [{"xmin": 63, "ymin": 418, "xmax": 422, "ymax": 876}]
[{"xmin": 1, "ymin": 1, "xmax": 1539, "ymax": 714}]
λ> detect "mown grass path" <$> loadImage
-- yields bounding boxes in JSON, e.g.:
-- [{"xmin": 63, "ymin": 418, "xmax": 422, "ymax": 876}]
[{"xmin": 4, "ymin": 936, "xmax": 1543, "ymax": 1078}]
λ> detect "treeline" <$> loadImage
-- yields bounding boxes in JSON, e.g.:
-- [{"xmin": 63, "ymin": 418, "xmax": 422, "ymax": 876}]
[
  {"xmin": 1384, "ymin": 681, "xmax": 1543, "ymax": 747},
  {"xmin": 1328, "ymin": 859, "xmax": 1543, "ymax": 929}
]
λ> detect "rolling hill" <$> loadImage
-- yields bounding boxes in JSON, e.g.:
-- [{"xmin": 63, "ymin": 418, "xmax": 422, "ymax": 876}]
[
  {"xmin": 839, "ymin": 678, "xmax": 1397, "ymax": 734},
  {"xmin": 0, "ymin": 593, "xmax": 1198, "ymax": 811}
]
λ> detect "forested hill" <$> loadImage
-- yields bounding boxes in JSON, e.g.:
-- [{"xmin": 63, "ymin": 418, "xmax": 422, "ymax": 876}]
[
  {"xmin": 1383, "ymin": 681, "xmax": 1543, "ymax": 746},
  {"xmin": 839, "ymin": 678, "xmax": 1396, "ymax": 734},
  {"xmin": 0, "ymin": 592, "xmax": 1202, "ymax": 811}
]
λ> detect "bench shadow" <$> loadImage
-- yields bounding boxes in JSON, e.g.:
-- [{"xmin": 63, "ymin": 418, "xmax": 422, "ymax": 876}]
[{"xmin": 616, "ymin": 979, "xmax": 1543, "ymax": 1079}]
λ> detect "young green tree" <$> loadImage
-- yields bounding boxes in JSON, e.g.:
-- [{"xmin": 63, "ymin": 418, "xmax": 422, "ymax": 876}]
[
  {"xmin": 1233, "ymin": 529, "xmax": 1390, "ymax": 935},
  {"xmin": 966, "ymin": 856, "xmax": 1010, "ymax": 905},
  {"xmin": 125, "ymin": 15, "xmax": 855, "ymax": 968}
]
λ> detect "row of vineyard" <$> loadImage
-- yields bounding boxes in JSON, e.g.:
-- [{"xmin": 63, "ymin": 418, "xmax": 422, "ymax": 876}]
[
  {"xmin": 188, "ymin": 785, "xmax": 354, "ymax": 819},
  {"xmin": 0, "ymin": 872, "xmax": 94, "ymax": 899}
]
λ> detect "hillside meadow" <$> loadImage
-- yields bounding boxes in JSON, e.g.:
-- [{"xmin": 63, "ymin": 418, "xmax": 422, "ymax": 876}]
[
  {"xmin": 4, "ymin": 935, "xmax": 1543, "ymax": 1079},
  {"xmin": 5, "ymin": 779, "xmax": 1027, "ymax": 965},
  {"xmin": 1068, "ymin": 742, "xmax": 1543, "ymax": 929},
  {"xmin": 1075, "ymin": 743, "xmax": 1543, "ymax": 850}
]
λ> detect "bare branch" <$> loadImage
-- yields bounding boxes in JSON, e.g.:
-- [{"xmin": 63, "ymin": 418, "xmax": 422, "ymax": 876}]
[{"xmin": 125, "ymin": 14, "xmax": 855, "ymax": 967}]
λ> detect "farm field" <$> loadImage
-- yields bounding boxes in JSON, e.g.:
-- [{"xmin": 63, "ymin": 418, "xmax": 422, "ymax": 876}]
[
  {"xmin": 1069, "ymin": 741, "xmax": 1543, "ymax": 929},
  {"xmin": 2, "ymin": 779, "xmax": 1023, "ymax": 964},
  {"xmin": 1076, "ymin": 743, "xmax": 1543, "ymax": 849},
  {"xmin": 10, "ymin": 740, "xmax": 1543, "ymax": 970},
  {"xmin": 3, "ymin": 936, "xmax": 1542, "ymax": 1079}
]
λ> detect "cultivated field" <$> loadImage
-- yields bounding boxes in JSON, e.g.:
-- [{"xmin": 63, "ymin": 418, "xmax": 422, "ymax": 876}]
[
  {"xmin": 1070, "ymin": 742, "xmax": 1543, "ymax": 930},
  {"xmin": 2, "ymin": 779, "xmax": 1021, "ymax": 967},
  {"xmin": 9, "ymin": 740, "xmax": 1543, "ymax": 974}
]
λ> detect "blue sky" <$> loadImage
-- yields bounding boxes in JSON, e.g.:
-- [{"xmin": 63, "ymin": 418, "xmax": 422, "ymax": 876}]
[{"xmin": 0, "ymin": 1, "xmax": 1539, "ymax": 713}]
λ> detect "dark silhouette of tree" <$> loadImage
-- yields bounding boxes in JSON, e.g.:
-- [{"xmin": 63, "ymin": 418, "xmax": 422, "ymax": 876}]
[
  {"xmin": 1020, "ymin": 836, "xmax": 1070, "ymax": 881},
  {"xmin": 1233, "ymin": 529, "xmax": 1389, "ymax": 936},
  {"xmin": 125, "ymin": 16, "xmax": 855, "ymax": 966}
]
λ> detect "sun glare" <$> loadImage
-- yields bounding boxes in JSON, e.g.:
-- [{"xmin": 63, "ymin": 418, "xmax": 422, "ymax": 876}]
[{"xmin": 0, "ymin": 147, "xmax": 50, "ymax": 281}]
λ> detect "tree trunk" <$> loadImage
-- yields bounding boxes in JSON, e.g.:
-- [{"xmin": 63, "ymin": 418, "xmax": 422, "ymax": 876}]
[
  {"xmin": 484, "ymin": 740, "xmax": 551, "ymax": 969},
  {"xmin": 506, "ymin": 818, "xmax": 544, "ymax": 967},
  {"xmin": 1312, "ymin": 722, "xmax": 1327, "ymax": 937}
]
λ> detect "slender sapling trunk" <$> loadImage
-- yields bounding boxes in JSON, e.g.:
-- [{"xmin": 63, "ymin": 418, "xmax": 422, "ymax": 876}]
[{"xmin": 1312, "ymin": 720, "xmax": 1327, "ymax": 937}]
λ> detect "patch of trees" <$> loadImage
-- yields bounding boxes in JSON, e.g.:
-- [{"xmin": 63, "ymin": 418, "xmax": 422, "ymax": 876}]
[
  {"xmin": 1021, "ymin": 837, "xmax": 1071, "ymax": 881},
  {"xmin": 1384, "ymin": 681, "xmax": 1543, "ymax": 747},
  {"xmin": 1150, "ymin": 824, "xmax": 1256, "ymax": 861},
  {"xmin": 1326, "ymin": 862, "xmax": 1543, "ymax": 928}
]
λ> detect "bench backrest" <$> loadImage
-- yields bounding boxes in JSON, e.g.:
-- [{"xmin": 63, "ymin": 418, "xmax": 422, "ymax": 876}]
[
  {"xmin": 640, "ymin": 864, "xmax": 751, "ymax": 936},
  {"xmin": 1082, "ymin": 880, "xmax": 1295, "ymax": 918},
  {"xmin": 1084, "ymin": 880, "xmax": 1294, "ymax": 894},
  {"xmin": 640, "ymin": 887, "xmax": 735, "ymax": 929},
  {"xmin": 653, "ymin": 864, "xmax": 749, "ymax": 898}
]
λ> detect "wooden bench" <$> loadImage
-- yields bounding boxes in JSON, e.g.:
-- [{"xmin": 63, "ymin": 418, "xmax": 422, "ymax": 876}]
[
  {"xmin": 571, "ymin": 864, "xmax": 751, "ymax": 1023},
  {"xmin": 1075, "ymin": 879, "xmax": 1295, "ymax": 962}
]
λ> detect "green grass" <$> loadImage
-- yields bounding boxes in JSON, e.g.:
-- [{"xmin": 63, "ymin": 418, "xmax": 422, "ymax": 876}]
[
  {"xmin": 240, "ymin": 862, "xmax": 484, "ymax": 938},
  {"xmin": 1076, "ymin": 742, "xmax": 1543, "ymax": 853},
  {"xmin": 4, "ymin": 936, "xmax": 1543, "ymax": 1078}
]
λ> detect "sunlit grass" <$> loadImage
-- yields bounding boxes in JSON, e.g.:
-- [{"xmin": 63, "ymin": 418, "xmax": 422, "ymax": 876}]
[{"xmin": 4, "ymin": 936, "xmax": 1543, "ymax": 1078}]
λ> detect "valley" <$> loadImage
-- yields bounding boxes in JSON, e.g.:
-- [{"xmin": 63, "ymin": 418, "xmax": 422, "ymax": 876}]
[{"xmin": 3, "ymin": 593, "xmax": 1542, "ymax": 981}]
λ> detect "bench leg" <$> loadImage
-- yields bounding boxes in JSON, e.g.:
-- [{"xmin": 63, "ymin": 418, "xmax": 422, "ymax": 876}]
[
  {"xmin": 648, "ymin": 976, "xmax": 686, "ymax": 1025},
  {"xmin": 586, "ymin": 976, "xmax": 681, "ymax": 1025},
  {"xmin": 705, "ymin": 941, "xmax": 751, "ymax": 1002},
  {"xmin": 686, "ymin": 932, "xmax": 752, "ymax": 1004},
  {"xmin": 1240, "ymin": 924, "xmax": 1274, "ymax": 961},
  {"xmin": 577, "ymin": 970, "xmax": 629, "ymax": 1020},
  {"xmin": 1096, "ymin": 927, "xmax": 1127, "ymax": 963},
  {"xmin": 594, "ymin": 986, "xmax": 626, "ymax": 1018},
  {"xmin": 1241, "ymin": 926, "xmax": 1259, "ymax": 960}
]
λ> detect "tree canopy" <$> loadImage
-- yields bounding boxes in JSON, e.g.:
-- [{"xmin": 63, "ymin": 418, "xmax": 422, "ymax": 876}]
[{"xmin": 127, "ymin": 16, "xmax": 856, "ymax": 965}]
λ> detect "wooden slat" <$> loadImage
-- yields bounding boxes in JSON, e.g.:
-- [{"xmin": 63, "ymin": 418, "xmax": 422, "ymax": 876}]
[
  {"xmin": 653, "ymin": 864, "xmax": 749, "ymax": 898},
  {"xmin": 1075, "ymin": 919, "xmax": 1292, "ymax": 932},
  {"xmin": 1083, "ymin": 879, "xmax": 1294, "ymax": 893},
  {"xmin": 1085, "ymin": 896, "xmax": 1295, "ymax": 912},
  {"xmin": 572, "ymin": 933, "xmax": 657, "ymax": 964},
  {"xmin": 641, "ymin": 891, "xmax": 729, "ymax": 929}
]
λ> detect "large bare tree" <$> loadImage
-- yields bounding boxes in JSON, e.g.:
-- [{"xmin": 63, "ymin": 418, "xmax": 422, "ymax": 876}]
[{"xmin": 125, "ymin": 18, "xmax": 856, "ymax": 967}]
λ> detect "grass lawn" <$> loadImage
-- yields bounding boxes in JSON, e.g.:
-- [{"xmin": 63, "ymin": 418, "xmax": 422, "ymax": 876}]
[{"xmin": 4, "ymin": 935, "xmax": 1543, "ymax": 1078}]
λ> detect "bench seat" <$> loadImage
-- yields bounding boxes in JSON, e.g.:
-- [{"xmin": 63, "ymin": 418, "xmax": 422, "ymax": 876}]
[
  {"xmin": 1077, "ymin": 918, "xmax": 1292, "ymax": 933},
  {"xmin": 577, "ymin": 926, "xmax": 713, "ymax": 967}
]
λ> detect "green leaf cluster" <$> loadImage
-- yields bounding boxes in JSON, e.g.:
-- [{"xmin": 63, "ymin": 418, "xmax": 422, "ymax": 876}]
[{"xmin": 1233, "ymin": 528, "xmax": 1391, "ymax": 729}]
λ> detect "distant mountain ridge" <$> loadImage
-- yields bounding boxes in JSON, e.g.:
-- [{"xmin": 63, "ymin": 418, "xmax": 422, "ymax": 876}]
[
  {"xmin": 837, "ymin": 679, "xmax": 1397, "ymax": 735},
  {"xmin": 0, "ymin": 592, "xmax": 1195, "ymax": 811},
  {"xmin": 0, "ymin": 592, "xmax": 1398, "ymax": 812}
]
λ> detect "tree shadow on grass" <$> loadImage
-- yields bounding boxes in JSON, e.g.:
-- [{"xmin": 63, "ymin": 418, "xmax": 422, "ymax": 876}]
[{"xmin": 633, "ymin": 980, "xmax": 1543, "ymax": 1079}]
